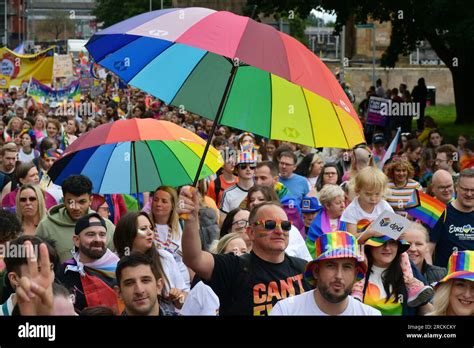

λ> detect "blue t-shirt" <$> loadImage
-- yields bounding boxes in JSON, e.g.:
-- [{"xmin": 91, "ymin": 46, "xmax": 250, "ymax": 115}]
[
  {"xmin": 278, "ymin": 174, "xmax": 309, "ymax": 204},
  {"xmin": 429, "ymin": 202, "xmax": 474, "ymax": 268}
]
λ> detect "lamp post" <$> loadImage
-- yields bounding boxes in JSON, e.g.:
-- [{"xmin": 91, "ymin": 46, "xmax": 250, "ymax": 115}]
[{"xmin": 357, "ymin": 23, "xmax": 376, "ymax": 87}]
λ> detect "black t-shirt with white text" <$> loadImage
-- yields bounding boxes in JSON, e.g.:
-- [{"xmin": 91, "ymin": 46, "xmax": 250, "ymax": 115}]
[
  {"xmin": 204, "ymin": 252, "xmax": 310, "ymax": 316},
  {"xmin": 430, "ymin": 203, "xmax": 474, "ymax": 268}
]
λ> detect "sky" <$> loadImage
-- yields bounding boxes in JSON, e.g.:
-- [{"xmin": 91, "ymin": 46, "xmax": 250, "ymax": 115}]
[{"xmin": 311, "ymin": 8, "xmax": 337, "ymax": 23}]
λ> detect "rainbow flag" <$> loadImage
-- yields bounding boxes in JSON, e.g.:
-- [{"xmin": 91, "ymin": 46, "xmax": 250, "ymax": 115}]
[
  {"xmin": 406, "ymin": 190, "xmax": 446, "ymax": 228},
  {"xmin": 27, "ymin": 77, "xmax": 81, "ymax": 105}
]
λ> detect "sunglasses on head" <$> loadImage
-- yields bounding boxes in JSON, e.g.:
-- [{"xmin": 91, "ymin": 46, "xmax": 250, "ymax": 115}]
[
  {"xmin": 238, "ymin": 163, "xmax": 256, "ymax": 170},
  {"xmin": 20, "ymin": 196, "xmax": 37, "ymax": 203},
  {"xmin": 253, "ymin": 219, "xmax": 292, "ymax": 232}
]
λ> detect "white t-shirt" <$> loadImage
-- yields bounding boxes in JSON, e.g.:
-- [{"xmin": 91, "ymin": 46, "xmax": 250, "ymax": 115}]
[
  {"xmin": 155, "ymin": 223, "xmax": 190, "ymax": 289},
  {"xmin": 220, "ymin": 184, "xmax": 249, "ymax": 213},
  {"xmin": 18, "ymin": 148, "xmax": 36, "ymax": 163},
  {"xmin": 287, "ymin": 225, "xmax": 312, "ymax": 262},
  {"xmin": 270, "ymin": 290, "xmax": 381, "ymax": 316},
  {"xmin": 180, "ymin": 281, "xmax": 220, "ymax": 316},
  {"xmin": 340, "ymin": 198, "xmax": 394, "ymax": 232},
  {"xmin": 157, "ymin": 248, "xmax": 189, "ymax": 293}
]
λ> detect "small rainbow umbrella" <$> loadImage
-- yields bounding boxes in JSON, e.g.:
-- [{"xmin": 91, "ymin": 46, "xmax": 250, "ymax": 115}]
[
  {"xmin": 47, "ymin": 119, "xmax": 223, "ymax": 194},
  {"xmin": 86, "ymin": 7, "xmax": 365, "ymax": 184}
]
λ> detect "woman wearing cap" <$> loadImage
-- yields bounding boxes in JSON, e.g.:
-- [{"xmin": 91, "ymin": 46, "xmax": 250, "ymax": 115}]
[
  {"xmin": 429, "ymin": 250, "xmax": 474, "ymax": 316},
  {"xmin": 306, "ymin": 185, "xmax": 346, "ymax": 258},
  {"xmin": 384, "ymin": 158, "xmax": 422, "ymax": 216},
  {"xmin": 114, "ymin": 211, "xmax": 188, "ymax": 313},
  {"xmin": 356, "ymin": 231, "xmax": 434, "ymax": 316}
]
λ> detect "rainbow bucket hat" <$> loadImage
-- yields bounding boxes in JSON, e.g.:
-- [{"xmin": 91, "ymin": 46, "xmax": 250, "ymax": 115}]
[
  {"xmin": 304, "ymin": 231, "xmax": 367, "ymax": 288},
  {"xmin": 436, "ymin": 250, "xmax": 474, "ymax": 286}
]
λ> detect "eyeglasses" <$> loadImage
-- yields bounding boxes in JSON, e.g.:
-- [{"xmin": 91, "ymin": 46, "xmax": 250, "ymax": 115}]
[
  {"xmin": 19, "ymin": 196, "xmax": 37, "ymax": 203},
  {"xmin": 238, "ymin": 163, "xmax": 256, "ymax": 170},
  {"xmin": 437, "ymin": 185, "xmax": 453, "ymax": 191},
  {"xmin": 253, "ymin": 219, "xmax": 292, "ymax": 232},
  {"xmin": 232, "ymin": 219, "xmax": 248, "ymax": 228},
  {"xmin": 458, "ymin": 186, "xmax": 474, "ymax": 194},
  {"xmin": 279, "ymin": 162, "xmax": 294, "ymax": 167}
]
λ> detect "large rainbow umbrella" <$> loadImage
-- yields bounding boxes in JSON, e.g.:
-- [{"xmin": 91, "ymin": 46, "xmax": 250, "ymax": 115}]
[
  {"xmin": 86, "ymin": 7, "xmax": 365, "ymax": 183},
  {"xmin": 48, "ymin": 119, "xmax": 223, "ymax": 194}
]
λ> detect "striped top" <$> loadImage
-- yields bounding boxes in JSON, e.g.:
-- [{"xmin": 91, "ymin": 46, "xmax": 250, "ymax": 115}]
[{"xmin": 386, "ymin": 179, "xmax": 422, "ymax": 212}]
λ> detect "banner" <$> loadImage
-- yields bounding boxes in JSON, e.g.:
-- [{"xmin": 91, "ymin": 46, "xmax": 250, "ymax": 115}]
[
  {"xmin": 0, "ymin": 47, "xmax": 54, "ymax": 88},
  {"xmin": 27, "ymin": 77, "xmax": 81, "ymax": 105},
  {"xmin": 366, "ymin": 96, "xmax": 389, "ymax": 126},
  {"xmin": 53, "ymin": 54, "xmax": 73, "ymax": 78}
]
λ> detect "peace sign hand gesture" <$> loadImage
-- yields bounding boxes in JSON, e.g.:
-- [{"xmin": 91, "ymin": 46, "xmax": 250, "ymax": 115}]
[{"xmin": 15, "ymin": 242, "xmax": 54, "ymax": 316}]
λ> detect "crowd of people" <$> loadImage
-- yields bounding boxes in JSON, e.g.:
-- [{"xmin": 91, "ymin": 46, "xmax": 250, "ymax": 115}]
[{"xmin": 0, "ymin": 70, "xmax": 472, "ymax": 317}]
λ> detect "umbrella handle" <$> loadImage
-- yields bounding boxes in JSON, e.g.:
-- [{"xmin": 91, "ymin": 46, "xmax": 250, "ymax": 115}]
[{"xmin": 179, "ymin": 186, "xmax": 196, "ymax": 221}]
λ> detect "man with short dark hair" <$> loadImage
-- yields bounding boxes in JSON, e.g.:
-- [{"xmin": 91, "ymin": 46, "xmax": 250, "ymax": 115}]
[
  {"xmin": 115, "ymin": 252, "xmax": 175, "ymax": 316},
  {"xmin": 0, "ymin": 143, "xmax": 18, "ymax": 190},
  {"xmin": 435, "ymin": 144, "xmax": 459, "ymax": 178},
  {"xmin": 58, "ymin": 213, "xmax": 119, "ymax": 312},
  {"xmin": 278, "ymin": 151, "xmax": 310, "ymax": 204},
  {"xmin": 430, "ymin": 169, "xmax": 474, "ymax": 268},
  {"xmin": 36, "ymin": 175, "xmax": 115, "ymax": 262},
  {"xmin": 180, "ymin": 188, "xmax": 311, "ymax": 316}
]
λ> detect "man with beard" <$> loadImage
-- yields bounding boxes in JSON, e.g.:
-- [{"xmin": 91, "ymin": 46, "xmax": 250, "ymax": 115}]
[
  {"xmin": 58, "ymin": 213, "xmax": 120, "ymax": 312},
  {"xmin": 115, "ymin": 252, "xmax": 176, "ymax": 316},
  {"xmin": 270, "ymin": 232, "xmax": 381, "ymax": 315},
  {"xmin": 37, "ymin": 175, "xmax": 115, "ymax": 262}
]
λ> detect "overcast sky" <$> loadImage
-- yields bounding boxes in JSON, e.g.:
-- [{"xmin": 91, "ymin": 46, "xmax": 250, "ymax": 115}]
[{"xmin": 311, "ymin": 9, "xmax": 337, "ymax": 23}]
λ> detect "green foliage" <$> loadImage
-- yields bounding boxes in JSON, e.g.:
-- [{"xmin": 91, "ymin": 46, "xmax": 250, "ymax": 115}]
[{"xmin": 93, "ymin": 0, "xmax": 173, "ymax": 28}]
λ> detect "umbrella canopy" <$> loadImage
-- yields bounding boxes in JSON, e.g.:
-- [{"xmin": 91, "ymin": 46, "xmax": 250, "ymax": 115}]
[
  {"xmin": 48, "ymin": 119, "xmax": 223, "ymax": 194},
  {"xmin": 86, "ymin": 7, "xmax": 365, "ymax": 149}
]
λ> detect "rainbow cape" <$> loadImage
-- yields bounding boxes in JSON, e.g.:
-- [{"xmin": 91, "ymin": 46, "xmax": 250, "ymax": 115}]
[{"xmin": 405, "ymin": 190, "xmax": 446, "ymax": 228}]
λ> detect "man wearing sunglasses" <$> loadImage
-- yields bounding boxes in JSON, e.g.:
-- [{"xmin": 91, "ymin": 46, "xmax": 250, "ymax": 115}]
[
  {"xmin": 179, "ymin": 187, "xmax": 311, "ymax": 316},
  {"xmin": 429, "ymin": 169, "xmax": 474, "ymax": 268},
  {"xmin": 219, "ymin": 153, "xmax": 256, "ymax": 224}
]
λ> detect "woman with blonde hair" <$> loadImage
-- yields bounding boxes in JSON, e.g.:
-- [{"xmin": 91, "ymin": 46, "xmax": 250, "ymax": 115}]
[
  {"xmin": 429, "ymin": 250, "xmax": 474, "ymax": 316},
  {"xmin": 149, "ymin": 186, "xmax": 190, "ymax": 288},
  {"xmin": 213, "ymin": 232, "xmax": 248, "ymax": 256},
  {"xmin": 15, "ymin": 184, "xmax": 47, "ymax": 235}
]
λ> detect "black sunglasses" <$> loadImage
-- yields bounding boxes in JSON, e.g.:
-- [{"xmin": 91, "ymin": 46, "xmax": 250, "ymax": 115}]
[
  {"xmin": 238, "ymin": 163, "xmax": 256, "ymax": 170},
  {"xmin": 253, "ymin": 219, "xmax": 292, "ymax": 232},
  {"xmin": 20, "ymin": 196, "xmax": 37, "ymax": 202}
]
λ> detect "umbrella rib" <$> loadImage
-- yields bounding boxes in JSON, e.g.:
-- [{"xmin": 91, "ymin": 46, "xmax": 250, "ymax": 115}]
[
  {"xmin": 92, "ymin": 35, "xmax": 143, "ymax": 64},
  {"xmin": 301, "ymin": 87, "xmax": 316, "ymax": 148},
  {"xmin": 269, "ymin": 73, "xmax": 273, "ymax": 139},
  {"xmin": 330, "ymin": 102, "xmax": 351, "ymax": 149},
  {"xmin": 143, "ymin": 140, "xmax": 164, "ymax": 189},
  {"xmin": 117, "ymin": 39, "xmax": 177, "ymax": 84},
  {"xmin": 96, "ymin": 143, "xmax": 118, "ymax": 194},
  {"xmin": 168, "ymin": 51, "xmax": 210, "ymax": 106}
]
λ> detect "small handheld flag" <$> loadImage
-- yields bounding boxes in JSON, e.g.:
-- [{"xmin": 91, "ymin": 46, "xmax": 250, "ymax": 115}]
[{"xmin": 406, "ymin": 190, "xmax": 446, "ymax": 228}]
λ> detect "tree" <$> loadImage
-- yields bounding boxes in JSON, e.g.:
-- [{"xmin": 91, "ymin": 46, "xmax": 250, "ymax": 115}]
[
  {"xmin": 93, "ymin": 0, "xmax": 173, "ymax": 28},
  {"xmin": 245, "ymin": 0, "xmax": 474, "ymax": 124},
  {"xmin": 36, "ymin": 10, "xmax": 74, "ymax": 41}
]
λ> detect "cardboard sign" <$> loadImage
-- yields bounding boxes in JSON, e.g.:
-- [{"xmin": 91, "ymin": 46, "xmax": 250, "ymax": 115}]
[
  {"xmin": 53, "ymin": 54, "xmax": 73, "ymax": 78},
  {"xmin": 368, "ymin": 210, "xmax": 411, "ymax": 240}
]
